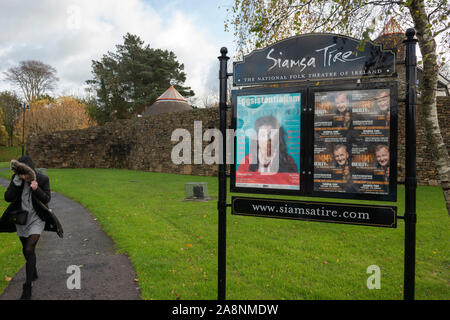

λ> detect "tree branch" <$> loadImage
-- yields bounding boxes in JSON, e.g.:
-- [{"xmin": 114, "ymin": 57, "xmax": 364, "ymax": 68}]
[
  {"xmin": 433, "ymin": 22, "xmax": 450, "ymax": 37},
  {"xmin": 365, "ymin": 0, "xmax": 405, "ymax": 5}
]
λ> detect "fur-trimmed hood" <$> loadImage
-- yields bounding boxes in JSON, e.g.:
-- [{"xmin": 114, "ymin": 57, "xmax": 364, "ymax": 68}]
[{"xmin": 10, "ymin": 158, "xmax": 36, "ymax": 182}]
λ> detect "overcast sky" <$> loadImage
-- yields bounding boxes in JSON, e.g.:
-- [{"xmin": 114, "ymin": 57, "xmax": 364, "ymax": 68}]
[{"xmin": 0, "ymin": 0, "xmax": 236, "ymax": 106}]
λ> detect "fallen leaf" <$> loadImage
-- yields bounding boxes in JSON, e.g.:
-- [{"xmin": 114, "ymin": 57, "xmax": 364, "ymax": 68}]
[{"xmin": 5, "ymin": 276, "xmax": 12, "ymax": 282}]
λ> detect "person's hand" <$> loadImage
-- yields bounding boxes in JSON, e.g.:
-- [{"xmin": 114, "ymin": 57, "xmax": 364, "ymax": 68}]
[
  {"xmin": 30, "ymin": 180, "xmax": 38, "ymax": 191},
  {"xmin": 13, "ymin": 174, "xmax": 23, "ymax": 186}
]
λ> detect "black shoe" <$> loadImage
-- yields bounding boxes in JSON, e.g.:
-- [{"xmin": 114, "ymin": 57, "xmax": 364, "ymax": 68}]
[
  {"xmin": 32, "ymin": 269, "xmax": 38, "ymax": 281},
  {"xmin": 19, "ymin": 283, "xmax": 32, "ymax": 300}
]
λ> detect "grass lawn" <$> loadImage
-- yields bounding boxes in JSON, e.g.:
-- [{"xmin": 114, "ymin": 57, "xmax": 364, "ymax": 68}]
[
  {"xmin": 0, "ymin": 186, "xmax": 24, "ymax": 294},
  {"xmin": 0, "ymin": 168, "xmax": 448, "ymax": 299}
]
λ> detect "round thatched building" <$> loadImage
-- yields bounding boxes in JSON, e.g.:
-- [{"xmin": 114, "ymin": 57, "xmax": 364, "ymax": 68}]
[{"xmin": 141, "ymin": 86, "xmax": 192, "ymax": 117}]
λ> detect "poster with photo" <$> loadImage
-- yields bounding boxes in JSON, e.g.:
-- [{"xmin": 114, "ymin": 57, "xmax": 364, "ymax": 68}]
[
  {"xmin": 235, "ymin": 93, "xmax": 301, "ymax": 190},
  {"xmin": 313, "ymin": 89, "xmax": 391, "ymax": 195}
]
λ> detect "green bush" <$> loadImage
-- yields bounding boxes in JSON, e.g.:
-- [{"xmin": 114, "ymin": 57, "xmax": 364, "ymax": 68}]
[{"xmin": 0, "ymin": 146, "xmax": 21, "ymax": 164}]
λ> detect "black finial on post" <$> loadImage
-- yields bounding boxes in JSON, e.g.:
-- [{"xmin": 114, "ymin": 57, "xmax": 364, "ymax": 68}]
[{"xmin": 403, "ymin": 28, "xmax": 417, "ymax": 301}]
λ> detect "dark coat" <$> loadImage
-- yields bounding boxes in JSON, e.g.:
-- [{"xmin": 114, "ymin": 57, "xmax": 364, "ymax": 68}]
[{"xmin": 0, "ymin": 172, "xmax": 63, "ymax": 237}]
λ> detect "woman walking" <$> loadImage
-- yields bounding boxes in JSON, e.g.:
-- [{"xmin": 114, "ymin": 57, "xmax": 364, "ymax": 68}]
[{"xmin": 0, "ymin": 155, "xmax": 62, "ymax": 300}]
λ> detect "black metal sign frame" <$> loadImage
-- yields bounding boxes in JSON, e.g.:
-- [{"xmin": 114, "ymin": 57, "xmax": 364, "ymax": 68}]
[
  {"xmin": 233, "ymin": 33, "xmax": 396, "ymax": 86},
  {"xmin": 230, "ymin": 85, "xmax": 308, "ymax": 196},
  {"xmin": 232, "ymin": 196, "xmax": 397, "ymax": 228}
]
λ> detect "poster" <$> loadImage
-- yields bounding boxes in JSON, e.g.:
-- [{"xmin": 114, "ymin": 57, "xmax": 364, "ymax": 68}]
[
  {"xmin": 313, "ymin": 89, "xmax": 391, "ymax": 195},
  {"xmin": 235, "ymin": 93, "xmax": 301, "ymax": 190}
]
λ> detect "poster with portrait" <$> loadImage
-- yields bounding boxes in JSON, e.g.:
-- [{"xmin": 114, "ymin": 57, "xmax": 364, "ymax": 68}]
[
  {"xmin": 234, "ymin": 92, "xmax": 301, "ymax": 191},
  {"xmin": 313, "ymin": 89, "xmax": 392, "ymax": 196}
]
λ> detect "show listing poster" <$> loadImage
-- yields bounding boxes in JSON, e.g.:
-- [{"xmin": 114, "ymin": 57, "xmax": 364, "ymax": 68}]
[
  {"xmin": 235, "ymin": 93, "xmax": 301, "ymax": 190},
  {"xmin": 313, "ymin": 89, "xmax": 391, "ymax": 195}
]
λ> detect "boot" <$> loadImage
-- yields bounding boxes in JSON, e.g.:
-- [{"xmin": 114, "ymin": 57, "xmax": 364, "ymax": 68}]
[
  {"xmin": 19, "ymin": 283, "xmax": 32, "ymax": 300},
  {"xmin": 32, "ymin": 268, "xmax": 38, "ymax": 281}
]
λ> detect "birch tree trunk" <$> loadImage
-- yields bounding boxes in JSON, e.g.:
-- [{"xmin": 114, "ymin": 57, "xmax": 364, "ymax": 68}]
[{"xmin": 409, "ymin": 0, "xmax": 450, "ymax": 215}]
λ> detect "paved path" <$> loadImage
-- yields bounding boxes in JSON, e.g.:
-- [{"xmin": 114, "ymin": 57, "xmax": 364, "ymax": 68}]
[{"xmin": 0, "ymin": 177, "xmax": 141, "ymax": 300}]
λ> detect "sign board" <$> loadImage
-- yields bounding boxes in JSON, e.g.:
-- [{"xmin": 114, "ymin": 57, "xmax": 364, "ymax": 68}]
[
  {"xmin": 219, "ymin": 30, "xmax": 418, "ymax": 300},
  {"xmin": 311, "ymin": 83, "xmax": 398, "ymax": 201},
  {"xmin": 232, "ymin": 196, "xmax": 397, "ymax": 228},
  {"xmin": 233, "ymin": 34, "xmax": 395, "ymax": 86}
]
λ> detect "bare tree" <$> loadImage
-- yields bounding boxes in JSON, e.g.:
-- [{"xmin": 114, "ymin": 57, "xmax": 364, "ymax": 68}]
[
  {"xmin": 0, "ymin": 91, "xmax": 22, "ymax": 146},
  {"xmin": 202, "ymin": 90, "xmax": 219, "ymax": 108},
  {"xmin": 226, "ymin": 0, "xmax": 450, "ymax": 214},
  {"xmin": 3, "ymin": 60, "xmax": 58, "ymax": 103}
]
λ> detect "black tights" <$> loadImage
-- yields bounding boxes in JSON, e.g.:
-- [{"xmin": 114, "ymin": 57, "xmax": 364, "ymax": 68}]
[{"xmin": 19, "ymin": 235, "xmax": 40, "ymax": 285}]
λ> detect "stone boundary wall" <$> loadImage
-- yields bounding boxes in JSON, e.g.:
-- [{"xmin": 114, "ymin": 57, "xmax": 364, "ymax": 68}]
[
  {"xmin": 27, "ymin": 97, "xmax": 449, "ymax": 186},
  {"xmin": 413, "ymin": 96, "xmax": 450, "ymax": 185}
]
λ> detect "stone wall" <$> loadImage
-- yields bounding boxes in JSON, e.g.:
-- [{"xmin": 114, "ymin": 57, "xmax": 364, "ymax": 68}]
[{"xmin": 26, "ymin": 96, "xmax": 449, "ymax": 185}]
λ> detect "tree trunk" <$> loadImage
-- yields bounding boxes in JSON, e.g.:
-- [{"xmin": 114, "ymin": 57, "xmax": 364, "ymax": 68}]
[{"xmin": 409, "ymin": 0, "xmax": 450, "ymax": 215}]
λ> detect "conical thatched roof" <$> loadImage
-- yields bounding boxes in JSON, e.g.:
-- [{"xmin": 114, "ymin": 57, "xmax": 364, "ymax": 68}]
[{"xmin": 142, "ymin": 86, "xmax": 192, "ymax": 117}]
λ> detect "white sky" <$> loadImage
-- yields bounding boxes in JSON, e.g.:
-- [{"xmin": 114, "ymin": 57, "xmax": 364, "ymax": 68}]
[{"xmin": 0, "ymin": 0, "xmax": 236, "ymax": 106}]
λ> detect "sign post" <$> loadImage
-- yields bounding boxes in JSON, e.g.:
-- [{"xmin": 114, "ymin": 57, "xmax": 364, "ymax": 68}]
[
  {"xmin": 218, "ymin": 30, "xmax": 417, "ymax": 300},
  {"xmin": 217, "ymin": 47, "xmax": 229, "ymax": 301}
]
